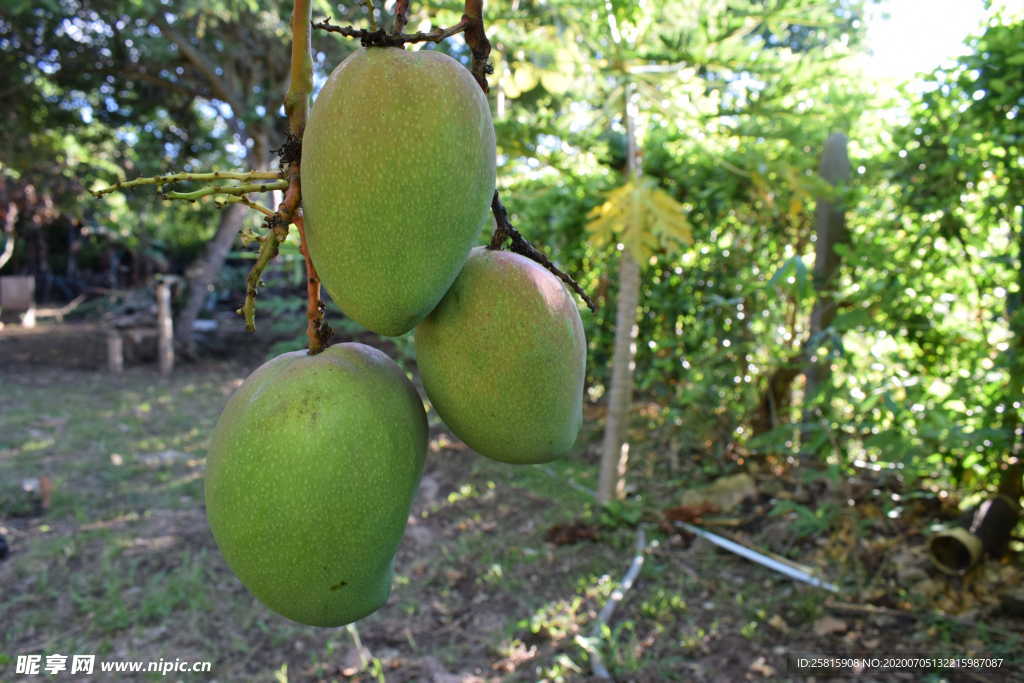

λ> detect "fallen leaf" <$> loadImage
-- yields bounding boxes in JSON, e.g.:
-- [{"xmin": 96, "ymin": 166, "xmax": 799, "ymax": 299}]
[
  {"xmin": 680, "ymin": 473, "xmax": 758, "ymax": 513},
  {"xmin": 38, "ymin": 476, "xmax": 53, "ymax": 509},
  {"xmin": 813, "ymin": 615, "xmax": 847, "ymax": 636},
  {"xmin": 911, "ymin": 578, "xmax": 945, "ymax": 598},
  {"xmin": 748, "ymin": 656, "xmax": 776, "ymax": 677},
  {"xmin": 545, "ymin": 520, "xmax": 599, "ymax": 545},
  {"xmin": 663, "ymin": 503, "xmax": 719, "ymax": 524},
  {"xmin": 768, "ymin": 614, "xmax": 789, "ymax": 632}
]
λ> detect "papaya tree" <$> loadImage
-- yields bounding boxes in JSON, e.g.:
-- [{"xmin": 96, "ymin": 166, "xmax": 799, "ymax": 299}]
[{"xmin": 492, "ymin": 0, "xmax": 872, "ymax": 501}]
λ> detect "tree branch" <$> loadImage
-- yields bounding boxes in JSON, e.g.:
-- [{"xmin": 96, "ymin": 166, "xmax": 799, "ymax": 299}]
[
  {"xmin": 91, "ymin": 171, "xmax": 283, "ymax": 197},
  {"xmin": 285, "ymin": 0, "xmax": 314, "ymax": 139},
  {"xmin": 119, "ymin": 68, "xmax": 210, "ymax": 101},
  {"xmin": 312, "ymin": 16, "xmax": 469, "ymax": 48},
  {"xmin": 152, "ymin": 12, "xmax": 246, "ymax": 117}
]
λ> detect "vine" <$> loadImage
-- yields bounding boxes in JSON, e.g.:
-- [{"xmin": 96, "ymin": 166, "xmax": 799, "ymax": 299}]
[{"xmin": 92, "ymin": 0, "xmax": 593, "ymax": 357}]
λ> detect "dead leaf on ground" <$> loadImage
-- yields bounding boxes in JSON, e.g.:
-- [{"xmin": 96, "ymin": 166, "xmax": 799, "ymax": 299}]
[
  {"xmin": 663, "ymin": 502, "xmax": 719, "ymax": 525},
  {"xmin": 545, "ymin": 520, "xmax": 598, "ymax": 546},
  {"xmin": 680, "ymin": 473, "xmax": 757, "ymax": 512},
  {"xmin": 748, "ymin": 656, "xmax": 777, "ymax": 678},
  {"xmin": 813, "ymin": 615, "xmax": 848, "ymax": 636}
]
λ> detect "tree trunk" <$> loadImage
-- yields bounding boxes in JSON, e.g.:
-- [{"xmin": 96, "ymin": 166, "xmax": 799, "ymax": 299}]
[
  {"xmin": 751, "ymin": 355, "xmax": 802, "ymax": 437},
  {"xmin": 174, "ymin": 125, "xmax": 270, "ymax": 356},
  {"xmin": 175, "ymin": 202, "xmax": 247, "ymax": 355},
  {"xmin": 802, "ymin": 132, "xmax": 851, "ymax": 411},
  {"xmin": 598, "ymin": 81, "xmax": 641, "ymax": 505},
  {"xmin": 598, "ymin": 251, "xmax": 641, "ymax": 503},
  {"xmin": 0, "ymin": 201, "xmax": 16, "ymax": 272},
  {"xmin": 751, "ymin": 134, "xmax": 850, "ymax": 438},
  {"xmin": 998, "ymin": 202, "xmax": 1024, "ymax": 504}
]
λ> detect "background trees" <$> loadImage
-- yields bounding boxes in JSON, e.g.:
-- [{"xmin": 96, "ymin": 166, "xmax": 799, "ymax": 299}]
[
  {"xmin": 1, "ymin": 0, "xmax": 1020, "ymax": 496},
  {"xmin": 2, "ymin": 1, "xmax": 1022, "ymax": 679},
  {"xmin": 1, "ymin": 0, "xmax": 355, "ymax": 350}
]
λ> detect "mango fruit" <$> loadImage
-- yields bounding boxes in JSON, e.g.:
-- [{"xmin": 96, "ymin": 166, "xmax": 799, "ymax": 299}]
[
  {"xmin": 204, "ymin": 343, "xmax": 427, "ymax": 626},
  {"xmin": 302, "ymin": 47, "xmax": 496, "ymax": 336},
  {"xmin": 415, "ymin": 247, "xmax": 586, "ymax": 464}
]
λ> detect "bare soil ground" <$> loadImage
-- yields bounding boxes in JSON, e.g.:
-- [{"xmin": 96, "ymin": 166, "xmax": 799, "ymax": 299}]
[{"xmin": 1, "ymin": 331, "xmax": 1021, "ymax": 682}]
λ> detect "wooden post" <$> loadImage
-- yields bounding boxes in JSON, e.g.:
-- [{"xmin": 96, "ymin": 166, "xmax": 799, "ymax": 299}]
[
  {"xmin": 107, "ymin": 332, "xmax": 124, "ymax": 374},
  {"xmin": 803, "ymin": 132, "xmax": 851, "ymax": 412},
  {"xmin": 156, "ymin": 278, "xmax": 174, "ymax": 376}
]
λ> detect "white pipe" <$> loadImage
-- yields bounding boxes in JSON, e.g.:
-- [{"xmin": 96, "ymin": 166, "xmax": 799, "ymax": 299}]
[{"xmin": 676, "ymin": 521, "xmax": 839, "ymax": 593}]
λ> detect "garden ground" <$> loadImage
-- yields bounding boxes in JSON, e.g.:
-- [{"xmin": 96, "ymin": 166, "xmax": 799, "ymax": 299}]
[{"xmin": 1, "ymin": 328, "xmax": 1021, "ymax": 682}]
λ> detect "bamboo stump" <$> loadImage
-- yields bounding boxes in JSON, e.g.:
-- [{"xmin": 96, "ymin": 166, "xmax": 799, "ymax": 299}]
[{"xmin": 930, "ymin": 496, "xmax": 1020, "ymax": 574}]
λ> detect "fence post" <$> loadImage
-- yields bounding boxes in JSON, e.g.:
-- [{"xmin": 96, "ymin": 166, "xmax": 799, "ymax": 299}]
[
  {"xmin": 156, "ymin": 278, "xmax": 174, "ymax": 376},
  {"xmin": 107, "ymin": 331, "xmax": 124, "ymax": 374}
]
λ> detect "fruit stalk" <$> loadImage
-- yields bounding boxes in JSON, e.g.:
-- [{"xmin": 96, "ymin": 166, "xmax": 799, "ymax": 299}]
[
  {"xmin": 458, "ymin": 0, "xmax": 595, "ymax": 311},
  {"xmin": 213, "ymin": 195, "xmax": 275, "ymax": 217},
  {"xmin": 239, "ymin": 0, "xmax": 329, "ymax": 351},
  {"xmin": 488, "ymin": 192, "xmax": 596, "ymax": 311},
  {"xmin": 284, "ymin": 0, "xmax": 331, "ymax": 354},
  {"xmin": 296, "ymin": 215, "xmax": 333, "ymax": 354},
  {"xmin": 460, "ymin": 0, "xmax": 491, "ymax": 92}
]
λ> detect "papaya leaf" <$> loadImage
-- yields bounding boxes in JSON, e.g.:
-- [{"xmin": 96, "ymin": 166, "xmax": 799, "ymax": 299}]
[{"xmin": 585, "ymin": 177, "xmax": 693, "ymax": 258}]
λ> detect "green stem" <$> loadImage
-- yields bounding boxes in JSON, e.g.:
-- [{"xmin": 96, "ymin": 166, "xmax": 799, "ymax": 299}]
[
  {"xmin": 213, "ymin": 195, "xmax": 276, "ymax": 216},
  {"xmin": 91, "ymin": 170, "xmax": 282, "ymax": 197},
  {"xmin": 284, "ymin": 0, "xmax": 313, "ymax": 138},
  {"xmin": 363, "ymin": 0, "xmax": 377, "ymax": 31},
  {"xmin": 237, "ymin": 228, "xmax": 287, "ymax": 332},
  {"xmin": 161, "ymin": 181, "xmax": 289, "ymax": 201}
]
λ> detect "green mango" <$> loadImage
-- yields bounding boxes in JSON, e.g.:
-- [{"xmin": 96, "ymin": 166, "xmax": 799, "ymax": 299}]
[
  {"xmin": 205, "ymin": 343, "xmax": 427, "ymax": 626},
  {"xmin": 415, "ymin": 247, "xmax": 586, "ymax": 464},
  {"xmin": 302, "ymin": 47, "xmax": 496, "ymax": 336}
]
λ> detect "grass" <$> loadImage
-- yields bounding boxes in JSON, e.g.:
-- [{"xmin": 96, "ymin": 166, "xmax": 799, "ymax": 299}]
[{"xmin": 1, "ymin": 359, "xmax": 1022, "ymax": 681}]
